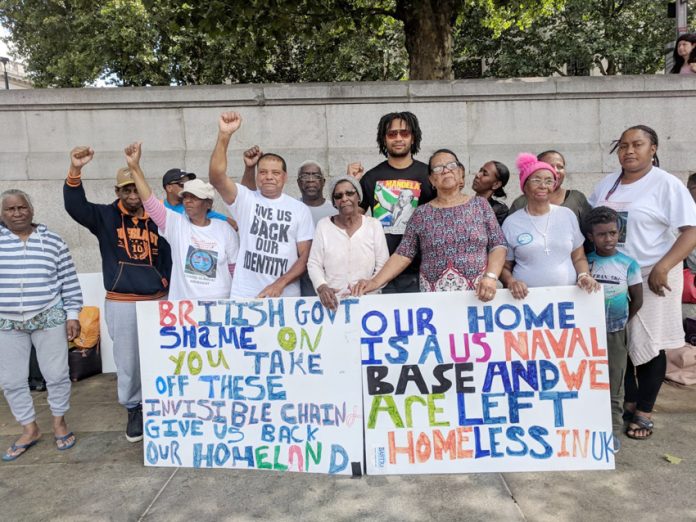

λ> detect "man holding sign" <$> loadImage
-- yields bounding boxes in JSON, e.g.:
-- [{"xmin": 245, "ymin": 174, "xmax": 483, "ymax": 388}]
[{"xmin": 208, "ymin": 112, "xmax": 314, "ymax": 298}]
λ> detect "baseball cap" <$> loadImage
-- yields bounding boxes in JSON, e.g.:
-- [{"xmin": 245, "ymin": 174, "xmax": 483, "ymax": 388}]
[
  {"xmin": 162, "ymin": 168, "xmax": 196, "ymax": 188},
  {"xmin": 115, "ymin": 168, "xmax": 135, "ymax": 188},
  {"xmin": 180, "ymin": 179, "xmax": 215, "ymax": 200}
]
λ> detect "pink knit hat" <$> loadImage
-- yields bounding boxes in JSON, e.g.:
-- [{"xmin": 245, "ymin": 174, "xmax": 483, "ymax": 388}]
[{"xmin": 516, "ymin": 152, "xmax": 558, "ymax": 190}]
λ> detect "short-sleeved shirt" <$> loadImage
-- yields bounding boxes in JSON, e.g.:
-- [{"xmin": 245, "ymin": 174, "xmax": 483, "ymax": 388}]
[
  {"xmin": 160, "ymin": 208, "xmax": 239, "ymax": 301},
  {"xmin": 396, "ymin": 197, "xmax": 506, "ymax": 292},
  {"xmin": 302, "ymin": 199, "xmax": 338, "ymax": 225},
  {"xmin": 229, "ymin": 185, "xmax": 314, "ymax": 298},
  {"xmin": 164, "ymin": 199, "xmax": 229, "ymax": 222},
  {"xmin": 502, "ymin": 205, "xmax": 585, "ymax": 287},
  {"xmin": 589, "ymin": 166, "xmax": 696, "ymax": 269},
  {"xmin": 587, "ymin": 251, "xmax": 642, "ymax": 332}
]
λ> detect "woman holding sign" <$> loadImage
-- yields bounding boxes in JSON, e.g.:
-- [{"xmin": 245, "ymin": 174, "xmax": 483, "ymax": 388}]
[
  {"xmin": 351, "ymin": 149, "xmax": 507, "ymax": 301},
  {"xmin": 307, "ymin": 176, "xmax": 389, "ymax": 310},
  {"xmin": 589, "ymin": 125, "xmax": 696, "ymax": 440},
  {"xmin": 500, "ymin": 153, "xmax": 599, "ymax": 297}
]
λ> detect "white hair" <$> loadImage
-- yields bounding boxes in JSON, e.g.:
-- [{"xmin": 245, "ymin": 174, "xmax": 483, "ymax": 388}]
[
  {"xmin": 297, "ymin": 160, "xmax": 325, "ymax": 177},
  {"xmin": 1, "ymin": 189, "xmax": 34, "ymax": 213}
]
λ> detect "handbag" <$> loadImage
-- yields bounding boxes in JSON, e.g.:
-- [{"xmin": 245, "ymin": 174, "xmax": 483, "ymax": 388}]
[{"xmin": 682, "ymin": 268, "xmax": 696, "ymax": 304}]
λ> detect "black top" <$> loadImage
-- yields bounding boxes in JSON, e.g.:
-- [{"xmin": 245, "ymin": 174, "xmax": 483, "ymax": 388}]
[
  {"xmin": 360, "ymin": 160, "xmax": 435, "ymax": 274},
  {"xmin": 64, "ymin": 181, "xmax": 172, "ymax": 297}
]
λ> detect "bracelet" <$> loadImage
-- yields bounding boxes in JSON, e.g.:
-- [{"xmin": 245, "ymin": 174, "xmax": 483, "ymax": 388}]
[
  {"xmin": 577, "ymin": 272, "xmax": 590, "ymax": 281},
  {"xmin": 482, "ymin": 272, "xmax": 498, "ymax": 281}
]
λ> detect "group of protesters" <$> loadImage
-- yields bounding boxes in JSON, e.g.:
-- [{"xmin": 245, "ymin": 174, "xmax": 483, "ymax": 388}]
[{"xmin": 1, "ymin": 109, "xmax": 695, "ymax": 462}]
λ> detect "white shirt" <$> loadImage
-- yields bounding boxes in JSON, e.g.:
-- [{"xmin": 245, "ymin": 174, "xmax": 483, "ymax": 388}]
[
  {"xmin": 229, "ymin": 184, "xmax": 314, "ymax": 298},
  {"xmin": 307, "ymin": 215, "xmax": 389, "ymax": 295},
  {"xmin": 160, "ymin": 209, "xmax": 239, "ymax": 300},
  {"xmin": 503, "ymin": 205, "xmax": 585, "ymax": 287},
  {"xmin": 589, "ymin": 166, "xmax": 696, "ymax": 269},
  {"xmin": 301, "ymin": 199, "xmax": 338, "ymax": 225}
]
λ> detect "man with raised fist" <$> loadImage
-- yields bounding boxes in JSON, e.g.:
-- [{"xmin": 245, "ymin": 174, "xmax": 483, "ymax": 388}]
[
  {"xmin": 208, "ymin": 112, "xmax": 314, "ymax": 298},
  {"xmin": 63, "ymin": 146, "xmax": 171, "ymax": 443}
]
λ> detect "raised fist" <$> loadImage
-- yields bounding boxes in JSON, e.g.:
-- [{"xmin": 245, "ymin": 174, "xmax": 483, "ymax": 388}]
[
  {"xmin": 124, "ymin": 142, "xmax": 142, "ymax": 169},
  {"xmin": 70, "ymin": 146, "xmax": 95, "ymax": 169},
  {"xmin": 219, "ymin": 112, "xmax": 242, "ymax": 136},
  {"xmin": 347, "ymin": 162, "xmax": 364, "ymax": 180},
  {"xmin": 243, "ymin": 145, "xmax": 263, "ymax": 168}
]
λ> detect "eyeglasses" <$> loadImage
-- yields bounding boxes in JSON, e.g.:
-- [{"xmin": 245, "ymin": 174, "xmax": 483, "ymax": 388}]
[
  {"xmin": 333, "ymin": 190, "xmax": 358, "ymax": 200},
  {"xmin": 527, "ymin": 178, "xmax": 555, "ymax": 187},
  {"xmin": 431, "ymin": 161, "xmax": 460, "ymax": 174},
  {"xmin": 298, "ymin": 173, "xmax": 323, "ymax": 181},
  {"xmin": 386, "ymin": 129, "xmax": 412, "ymax": 139}
]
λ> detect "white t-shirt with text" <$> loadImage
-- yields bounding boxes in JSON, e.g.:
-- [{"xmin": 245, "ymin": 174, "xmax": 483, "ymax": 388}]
[{"xmin": 229, "ymin": 184, "xmax": 314, "ymax": 297}]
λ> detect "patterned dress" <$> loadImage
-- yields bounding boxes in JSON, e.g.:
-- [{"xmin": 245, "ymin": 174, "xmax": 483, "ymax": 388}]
[{"xmin": 396, "ymin": 197, "xmax": 507, "ymax": 292}]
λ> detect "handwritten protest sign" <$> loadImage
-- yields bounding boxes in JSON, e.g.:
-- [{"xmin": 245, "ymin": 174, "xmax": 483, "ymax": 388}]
[
  {"xmin": 360, "ymin": 288, "xmax": 615, "ymax": 475},
  {"xmin": 137, "ymin": 297, "xmax": 364, "ymax": 475}
]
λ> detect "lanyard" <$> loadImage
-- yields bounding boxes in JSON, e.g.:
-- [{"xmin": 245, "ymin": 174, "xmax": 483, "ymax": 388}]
[{"xmin": 605, "ymin": 172, "xmax": 624, "ymax": 201}]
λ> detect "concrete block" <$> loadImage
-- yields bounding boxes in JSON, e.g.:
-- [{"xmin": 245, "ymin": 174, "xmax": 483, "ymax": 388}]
[
  {"xmin": 0, "ymin": 153, "xmax": 28, "ymax": 181},
  {"xmin": 0, "ymin": 111, "xmax": 29, "ymax": 151},
  {"xmin": 25, "ymin": 108, "xmax": 186, "ymax": 152},
  {"xmin": 469, "ymin": 99, "xmax": 600, "ymax": 147}
]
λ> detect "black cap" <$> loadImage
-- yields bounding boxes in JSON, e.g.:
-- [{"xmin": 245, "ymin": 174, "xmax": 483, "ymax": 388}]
[{"xmin": 162, "ymin": 168, "xmax": 196, "ymax": 187}]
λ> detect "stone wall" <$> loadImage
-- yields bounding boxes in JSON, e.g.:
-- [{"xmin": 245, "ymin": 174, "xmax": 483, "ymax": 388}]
[{"xmin": 1, "ymin": 75, "xmax": 695, "ymax": 272}]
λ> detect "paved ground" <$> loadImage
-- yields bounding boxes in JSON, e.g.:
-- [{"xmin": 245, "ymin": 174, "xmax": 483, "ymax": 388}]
[{"xmin": 1, "ymin": 373, "xmax": 695, "ymax": 522}]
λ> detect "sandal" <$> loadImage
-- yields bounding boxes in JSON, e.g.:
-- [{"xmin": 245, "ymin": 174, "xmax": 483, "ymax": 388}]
[
  {"xmin": 2, "ymin": 439, "xmax": 39, "ymax": 462},
  {"xmin": 55, "ymin": 432, "xmax": 76, "ymax": 451},
  {"xmin": 626, "ymin": 414, "xmax": 654, "ymax": 440}
]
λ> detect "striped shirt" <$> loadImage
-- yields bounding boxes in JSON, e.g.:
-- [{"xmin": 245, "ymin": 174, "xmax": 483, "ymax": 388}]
[{"xmin": 0, "ymin": 223, "xmax": 83, "ymax": 322}]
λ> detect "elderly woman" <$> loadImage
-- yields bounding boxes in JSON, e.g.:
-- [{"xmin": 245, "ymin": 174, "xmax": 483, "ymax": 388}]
[
  {"xmin": 589, "ymin": 125, "xmax": 696, "ymax": 440},
  {"xmin": 509, "ymin": 150, "xmax": 591, "ymax": 225},
  {"xmin": 124, "ymin": 142, "xmax": 239, "ymax": 300},
  {"xmin": 352, "ymin": 149, "xmax": 507, "ymax": 300},
  {"xmin": 472, "ymin": 160, "xmax": 511, "ymax": 225},
  {"xmin": 500, "ymin": 153, "xmax": 599, "ymax": 298},
  {"xmin": 308, "ymin": 177, "xmax": 388, "ymax": 309},
  {"xmin": 0, "ymin": 190, "xmax": 83, "ymax": 461}
]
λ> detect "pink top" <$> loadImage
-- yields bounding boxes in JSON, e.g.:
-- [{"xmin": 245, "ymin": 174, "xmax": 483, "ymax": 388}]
[
  {"xmin": 680, "ymin": 64, "xmax": 695, "ymax": 74},
  {"xmin": 143, "ymin": 195, "xmax": 168, "ymax": 231}
]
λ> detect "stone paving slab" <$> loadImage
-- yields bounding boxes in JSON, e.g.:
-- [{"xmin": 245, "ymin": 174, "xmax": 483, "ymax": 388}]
[{"xmin": 143, "ymin": 469, "xmax": 523, "ymax": 522}]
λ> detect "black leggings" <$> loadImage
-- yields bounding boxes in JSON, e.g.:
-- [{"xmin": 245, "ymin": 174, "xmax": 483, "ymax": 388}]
[{"xmin": 624, "ymin": 350, "xmax": 666, "ymax": 413}]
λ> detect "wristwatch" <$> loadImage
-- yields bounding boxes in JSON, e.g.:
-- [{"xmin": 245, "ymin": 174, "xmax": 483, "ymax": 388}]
[{"xmin": 482, "ymin": 272, "xmax": 498, "ymax": 281}]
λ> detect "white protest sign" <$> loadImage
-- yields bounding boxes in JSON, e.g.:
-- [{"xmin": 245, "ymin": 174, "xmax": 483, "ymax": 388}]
[
  {"xmin": 137, "ymin": 297, "xmax": 364, "ymax": 475},
  {"xmin": 360, "ymin": 288, "xmax": 615, "ymax": 475}
]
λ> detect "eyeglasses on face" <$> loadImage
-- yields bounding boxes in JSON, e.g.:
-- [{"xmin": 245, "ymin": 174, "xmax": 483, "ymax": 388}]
[
  {"xmin": 430, "ymin": 161, "xmax": 460, "ymax": 175},
  {"xmin": 298, "ymin": 173, "xmax": 323, "ymax": 181},
  {"xmin": 527, "ymin": 178, "xmax": 555, "ymax": 187},
  {"xmin": 386, "ymin": 129, "xmax": 412, "ymax": 139},
  {"xmin": 333, "ymin": 190, "xmax": 358, "ymax": 200}
]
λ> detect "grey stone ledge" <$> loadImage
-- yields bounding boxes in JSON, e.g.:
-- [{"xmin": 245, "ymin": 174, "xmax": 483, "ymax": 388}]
[{"xmin": 1, "ymin": 76, "xmax": 695, "ymax": 111}]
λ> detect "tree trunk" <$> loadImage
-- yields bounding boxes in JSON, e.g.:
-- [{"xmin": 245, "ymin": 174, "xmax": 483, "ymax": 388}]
[{"xmin": 397, "ymin": 0, "xmax": 457, "ymax": 80}]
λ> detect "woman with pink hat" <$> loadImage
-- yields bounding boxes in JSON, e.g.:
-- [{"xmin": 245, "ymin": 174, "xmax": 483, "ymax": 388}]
[{"xmin": 500, "ymin": 153, "xmax": 599, "ymax": 298}]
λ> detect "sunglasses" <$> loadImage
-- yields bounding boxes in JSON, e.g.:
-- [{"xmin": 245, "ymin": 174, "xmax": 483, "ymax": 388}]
[
  {"xmin": 386, "ymin": 129, "xmax": 412, "ymax": 139},
  {"xmin": 333, "ymin": 190, "xmax": 358, "ymax": 200}
]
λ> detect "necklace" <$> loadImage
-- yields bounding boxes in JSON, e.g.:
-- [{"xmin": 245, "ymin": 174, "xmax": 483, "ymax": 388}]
[{"xmin": 525, "ymin": 206, "xmax": 552, "ymax": 255}]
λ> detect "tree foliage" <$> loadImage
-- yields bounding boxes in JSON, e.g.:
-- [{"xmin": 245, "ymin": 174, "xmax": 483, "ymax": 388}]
[
  {"xmin": 456, "ymin": 0, "xmax": 675, "ymax": 77},
  {"xmin": 0, "ymin": 0, "xmax": 684, "ymax": 86}
]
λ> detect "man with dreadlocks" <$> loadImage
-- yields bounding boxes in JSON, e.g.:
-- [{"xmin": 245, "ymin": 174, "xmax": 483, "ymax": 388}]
[{"xmin": 348, "ymin": 111, "xmax": 435, "ymax": 294}]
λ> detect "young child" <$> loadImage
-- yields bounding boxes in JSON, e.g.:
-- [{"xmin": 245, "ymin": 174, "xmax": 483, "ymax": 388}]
[{"xmin": 584, "ymin": 206, "xmax": 643, "ymax": 438}]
